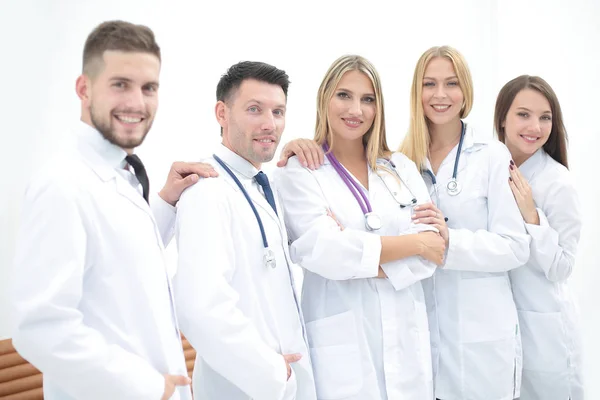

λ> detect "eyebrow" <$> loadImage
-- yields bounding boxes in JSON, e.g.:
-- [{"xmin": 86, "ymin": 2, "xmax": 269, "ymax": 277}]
[
  {"xmin": 245, "ymin": 99, "xmax": 287, "ymax": 109},
  {"xmin": 516, "ymin": 106, "xmax": 552, "ymax": 114},
  {"xmin": 110, "ymin": 77, "xmax": 159, "ymax": 87},
  {"xmin": 423, "ymin": 76, "xmax": 458, "ymax": 81},
  {"xmin": 336, "ymin": 87, "xmax": 376, "ymax": 96}
]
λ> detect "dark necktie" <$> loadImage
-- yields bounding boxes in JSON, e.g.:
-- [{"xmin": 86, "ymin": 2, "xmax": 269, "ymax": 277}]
[
  {"xmin": 254, "ymin": 171, "xmax": 278, "ymax": 215},
  {"xmin": 125, "ymin": 154, "xmax": 150, "ymax": 204}
]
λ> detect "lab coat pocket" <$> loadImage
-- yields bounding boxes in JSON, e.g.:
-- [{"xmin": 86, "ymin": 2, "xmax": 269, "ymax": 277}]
[
  {"xmin": 460, "ymin": 276, "xmax": 517, "ymax": 343},
  {"xmin": 518, "ymin": 310, "xmax": 569, "ymax": 372},
  {"xmin": 306, "ymin": 311, "xmax": 363, "ymax": 399}
]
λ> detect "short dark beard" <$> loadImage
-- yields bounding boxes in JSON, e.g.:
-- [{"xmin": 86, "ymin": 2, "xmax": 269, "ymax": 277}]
[{"xmin": 90, "ymin": 104, "xmax": 151, "ymax": 150}]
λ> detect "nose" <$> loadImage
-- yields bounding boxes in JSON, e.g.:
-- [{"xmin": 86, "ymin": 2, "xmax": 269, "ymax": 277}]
[
  {"xmin": 261, "ymin": 112, "xmax": 276, "ymax": 132},
  {"xmin": 434, "ymin": 84, "xmax": 447, "ymax": 99},
  {"xmin": 124, "ymin": 88, "xmax": 145, "ymax": 111},
  {"xmin": 529, "ymin": 121, "xmax": 542, "ymax": 133},
  {"xmin": 348, "ymin": 98, "xmax": 363, "ymax": 116}
]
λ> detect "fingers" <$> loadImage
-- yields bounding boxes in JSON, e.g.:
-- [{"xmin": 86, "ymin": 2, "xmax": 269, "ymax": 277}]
[
  {"xmin": 277, "ymin": 149, "xmax": 293, "ymax": 167},
  {"xmin": 296, "ymin": 141, "xmax": 319, "ymax": 170},
  {"xmin": 165, "ymin": 374, "xmax": 192, "ymax": 386},
  {"xmin": 175, "ymin": 174, "xmax": 200, "ymax": 192},
  {"xmin": 282, "ymin": 353, "xmax": 302, "ymax": 364},
  {"xmin": 411, "ymin": 209, "xmax": 437, "ymax": 220},
  {"xmin": 173, "ymin": 162, "xmax": 218, "ymax": 178}
]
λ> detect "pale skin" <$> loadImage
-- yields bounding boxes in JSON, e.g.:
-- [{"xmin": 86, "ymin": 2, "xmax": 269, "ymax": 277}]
[{"xmin": 281, "ymin": 70, "xmax": 445, "ymax": 269}]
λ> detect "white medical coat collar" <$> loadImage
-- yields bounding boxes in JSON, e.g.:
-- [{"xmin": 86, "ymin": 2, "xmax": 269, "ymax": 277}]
[
  {"xmin": 214, "ymin": 144, "xmax": 260, "ymax": 180},
  {"xmin": 518, "ymin": 148, "xmax": 545, "ymax": 182},
  {"xmin": 422, "ymin": 123, "xmax": 486, "ymax": 172},
  {"xmin": 75, "ymin": 121, "xmax": 129, "ymax": 175}
]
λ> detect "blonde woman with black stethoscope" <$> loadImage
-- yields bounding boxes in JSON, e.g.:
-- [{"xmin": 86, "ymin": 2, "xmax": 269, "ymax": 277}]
[
  {"xmin": 403, "ymin": 46, "xmax": 531, "ymax": 400},
  {"xmin": 495, "ymin": 75, "xmax": 584, "ymax": 400}
]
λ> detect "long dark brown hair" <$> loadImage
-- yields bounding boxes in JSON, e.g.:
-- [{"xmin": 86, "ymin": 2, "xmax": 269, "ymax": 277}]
[{"xmin": 494, "ymin": 75, "xmax": 568, "ymax": 169}]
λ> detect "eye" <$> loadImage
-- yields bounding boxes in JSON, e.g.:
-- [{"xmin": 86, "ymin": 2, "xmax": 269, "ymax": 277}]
[
  {"xmin": 447, "ymin": 81, "xmax": 459, "ymax": 87},
  {"xmin": 248, "ymin": 106, "xmax": 259, "ymax": 113},
  {"xmin": 517, "ymin": 112, "xmax": 529, "ymax": 118},
  {"xmin": 113, "ymin": 81, "xmax": 126, "ymax": 89},
  {"xmin": 336, "ymin": 91, "xmax": 350, "ymax": 99},
  {"xmin": 273, "ymin": 109, "xmax": 285, "ymax": 116},
  {"xmin": 423, "ymin": 81, "xmax": 435, "ymax": 87},
  {"xmin": 143, "ymin": 84, "xmax": 158, "ymax": 93},
  {"xmin": 362, "ymin": 96, "xmax": 375, "ymax": 103},
  {"xmin": 541, "ymin": 115, "xmax": 552, "ymax": 121}
]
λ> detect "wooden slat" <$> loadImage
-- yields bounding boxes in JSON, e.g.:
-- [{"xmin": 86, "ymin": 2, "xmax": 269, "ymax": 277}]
[
  {"xmin": 0, "ymin": 386, "xmax": 44, "ymax": 400},
  {"xmin": 0, "ymin": 375, "xmax": 43, "ymax": 397},
  {"xmin": 0, "ymin": 340, "xmax": 15, "ymax": 357},
  {"xmin": 0, "ymin": 354, "xmax": 28, "ymax": 371},
  {"xmin": 0, "ymin": 363, "xmax": 40, "ymax": 384}
]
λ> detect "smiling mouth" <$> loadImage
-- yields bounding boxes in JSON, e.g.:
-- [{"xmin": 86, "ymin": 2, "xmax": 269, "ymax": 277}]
[
  {"xmin": 431, "ymin": 105, "xmax": 451, "ymax": 112},
  {"xmin": 343, "ymin": 118, "xmax": 362, "ymax": 127},
  {"xmin": 520, "ymin": 135, "xmax": 540, "ymax": 143},
  {"xmin": 114, "ymin": 115, "xmax": 145, "ymax": 124}
]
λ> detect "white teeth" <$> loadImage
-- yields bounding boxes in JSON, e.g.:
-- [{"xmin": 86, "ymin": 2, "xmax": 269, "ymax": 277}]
[
  {"xmin": 116, "ymin": 116, "xmax": 142, "ymax": 123},
  {"xmin": 345, "ymin": 119, "xmax": 360, "ymax": 125},
  {"xmin": 433, "ymin": 105, "xmax": 450, "ymax": 111},
  {"xmin": 256, "ymin": 139, "xmax": 273, "ymax": 143},
  {"xmin": 522, "ymin": 136, "xmax": 538, "ymax": 141}
]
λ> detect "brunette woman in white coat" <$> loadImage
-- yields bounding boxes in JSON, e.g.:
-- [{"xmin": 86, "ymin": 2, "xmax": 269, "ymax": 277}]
[
  {"xmin": 495, "ymin": 75, "xmax": 584, "ymax": 400},
  {"xmin": 275, "ymin": 55, "xmax": 446, "ymax": 400},
  {"xmin": 403, "ymin": 46, "xmax": 530, "ymax": 400}
]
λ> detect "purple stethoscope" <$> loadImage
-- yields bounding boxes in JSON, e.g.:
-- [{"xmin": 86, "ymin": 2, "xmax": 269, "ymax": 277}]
[{"xmin": 323, "ymin": 143, "xmax": 417, "ymax": 231}]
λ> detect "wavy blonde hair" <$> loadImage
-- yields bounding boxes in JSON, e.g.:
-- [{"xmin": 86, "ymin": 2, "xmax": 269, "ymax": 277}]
[
  {"xmin": 399, "ymin": 46, "xmax": 474, "ymax": 169},
  {"xmin": 314, "ymin": 55, "xmax": 390, "ymax": 171}
]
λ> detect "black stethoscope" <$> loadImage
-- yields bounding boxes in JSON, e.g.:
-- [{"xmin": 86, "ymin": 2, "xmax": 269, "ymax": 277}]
[
  {"xmin": 423, "ymin": 120, "xmax": 466, "ymax": 197},
  {"xmin": 213, "ymin": 154, "xmax": 276, "ymax": 269}
]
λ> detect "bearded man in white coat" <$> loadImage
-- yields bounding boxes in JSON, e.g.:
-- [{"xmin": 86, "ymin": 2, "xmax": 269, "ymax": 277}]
[
  {"xmin": 11, "ymin": 20, "xmax": 217, "ymax": 400},
  {"xmin": 173, "ymin": 61, "xmax": 317, "ymax": 400}
]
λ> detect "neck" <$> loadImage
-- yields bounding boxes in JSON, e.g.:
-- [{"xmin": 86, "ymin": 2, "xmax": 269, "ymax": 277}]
[
  {"xmin": 506, "ymin": 141, "xmax": 533, "ymax": 167},
  {"xmin": 429, "ymin": 118, "xmax": 463, "ymax": 150},
  {"xmin": 330, "ymin": 136, "xmax": 366, "ymax": 166},
  {"xmin": 221, "ymin": 139, "xmax": 261, "ymax": 169}
]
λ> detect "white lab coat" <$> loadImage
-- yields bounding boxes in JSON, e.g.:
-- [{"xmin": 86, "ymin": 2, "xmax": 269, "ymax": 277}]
[
  {"xmin": 508, "ymin": 149, "xmax": 584, "ymax": 400},
  {"xmin": 173, "ymin": 145, "xmax": 316, "ymax": 400},
  {"xmin": 421, "ymin": 124, "xmax": 531, "ymax": 400},
  {"xmin": 11, "ymin": 122, "xmax": 191, "ymax": 400},
  {"xmin": 274, "ymin": 152, "xmax": 438, "ymax": 400}
]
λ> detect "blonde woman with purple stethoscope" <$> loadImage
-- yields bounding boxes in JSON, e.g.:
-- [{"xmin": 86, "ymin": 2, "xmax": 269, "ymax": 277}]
[
  {"xmin": 403, "ymin": 46, "xmax": 531, "ymax": 400},
  {"xmin": 275, "ymin": 55, "xmax": 447, "ymax": 399},
  {"xmin": 495, "ymin": 75, "xmax": 584, "ymax": 400}
]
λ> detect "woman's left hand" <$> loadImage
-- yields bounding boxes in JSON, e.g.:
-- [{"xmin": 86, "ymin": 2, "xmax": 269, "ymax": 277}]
[
  {"xmin": 412, "ymin": 202, "xmax": 449, "ymax": 246},
  {"xmin": 508, "ymin": 162, "xmax": 539, "ymax": 225}
]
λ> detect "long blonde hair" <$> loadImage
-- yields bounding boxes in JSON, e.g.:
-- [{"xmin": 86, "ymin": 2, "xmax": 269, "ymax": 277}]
[
  {"xmin": 314, "ymin": 55, "xmax": 390, "ymax": 171},
  {"xmin": 399, "ymin": 46, "xmax": 474, "ymax": 170}
]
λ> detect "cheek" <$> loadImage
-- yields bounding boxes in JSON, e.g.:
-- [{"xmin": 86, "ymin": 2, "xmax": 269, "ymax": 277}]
[{"xmin": 364, "ymin": 105, "xmax": 376, "ymax": 124}]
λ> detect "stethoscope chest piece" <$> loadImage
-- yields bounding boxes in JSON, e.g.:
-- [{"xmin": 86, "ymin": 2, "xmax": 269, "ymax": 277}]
[
  {"xmin": 446, "ymin": 178, "xmax": 462, "ymax": 196},
  {"xmin": 364, "ymin": 212, "xmax": 382, "ymax": 231},
  {"xmin": 264, "ymin": 248, "xmax": 276, "ymax": 269}
]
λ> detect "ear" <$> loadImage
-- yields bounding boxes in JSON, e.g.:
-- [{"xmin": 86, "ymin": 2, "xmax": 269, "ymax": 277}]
[
  {"xmin": 76, "ymin": 75, "xmax": 91, "ymax": 106},
  {"xmin": 215, "ymin": 100, "xmax": 227, "ymax": 129}
]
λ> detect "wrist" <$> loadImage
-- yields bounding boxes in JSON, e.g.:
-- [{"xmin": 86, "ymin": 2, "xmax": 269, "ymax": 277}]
[
  {"xmin": 158, "ymin": 189, "xmax": 176, "ymax": 207},
  {"xmin": 526, "ymin": 209, "xmax": 540, "ymax": 225}
]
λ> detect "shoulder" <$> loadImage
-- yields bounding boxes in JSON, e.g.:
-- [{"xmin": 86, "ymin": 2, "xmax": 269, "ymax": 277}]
[{"xmin": 540, "ymin": 153, "xmax": 575, "ymax": 193}]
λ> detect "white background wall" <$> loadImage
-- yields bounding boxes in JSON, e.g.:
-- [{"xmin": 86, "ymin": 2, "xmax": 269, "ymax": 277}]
[{"xmin": 1, "ymin": 0, "xmax": 598, "ymax": 395}]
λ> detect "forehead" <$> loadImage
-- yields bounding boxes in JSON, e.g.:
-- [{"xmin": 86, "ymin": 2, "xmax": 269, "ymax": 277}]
[
  {"xmin": 232, "ymin": 79, "xmax": 286, "ymax": 105},
  {"xmin": 424, "ymin": 57, "xmax": 456, "ymax": 77},
  {"xmin": 336, "ymin": 70, "xmax": 374, "ymax": 91},
  {"xmin": 97, "ymin": 50, "xmax": 160, "ymax": 81},
  {"xmin": 512, "ymin": 88, "xmax": 551, "ymax": 110}
]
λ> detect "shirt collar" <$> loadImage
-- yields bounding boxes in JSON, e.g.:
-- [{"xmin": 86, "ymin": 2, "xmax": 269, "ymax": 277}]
[
  {"xmin": 214, "ymin": 144, "xmax": 260, "ymax": 179},
  {"xmin": 76, "ymin": 120, "xmax": 128, "ymax": 169},
  {"xmin": 519, "ymin": 148, "xmax": 545, "ymax": 181}
]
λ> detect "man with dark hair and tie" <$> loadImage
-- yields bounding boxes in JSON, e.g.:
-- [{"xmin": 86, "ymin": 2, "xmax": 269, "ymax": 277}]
[
  {"xmin": 173, "ymin": 62, "xmax": 316, "ymax": 400},
  {"xmin": 11, "ymin": 20, "xmax": 216, "ymax": 400}
]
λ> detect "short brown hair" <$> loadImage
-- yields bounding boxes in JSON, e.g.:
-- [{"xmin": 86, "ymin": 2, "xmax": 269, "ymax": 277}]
[
  {"xmin": 82, "ymin": 20, "xmax": 161, "ymax": 77},
  {"xmin": 494, "ymin": 75, "xmax": 568, "ymax": 169}
]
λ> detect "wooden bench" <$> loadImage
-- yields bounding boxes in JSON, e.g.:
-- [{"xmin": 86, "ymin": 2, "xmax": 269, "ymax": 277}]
[{"xmin": 0, "ymin": 337, "xmax": 196, "ymax": 399}]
